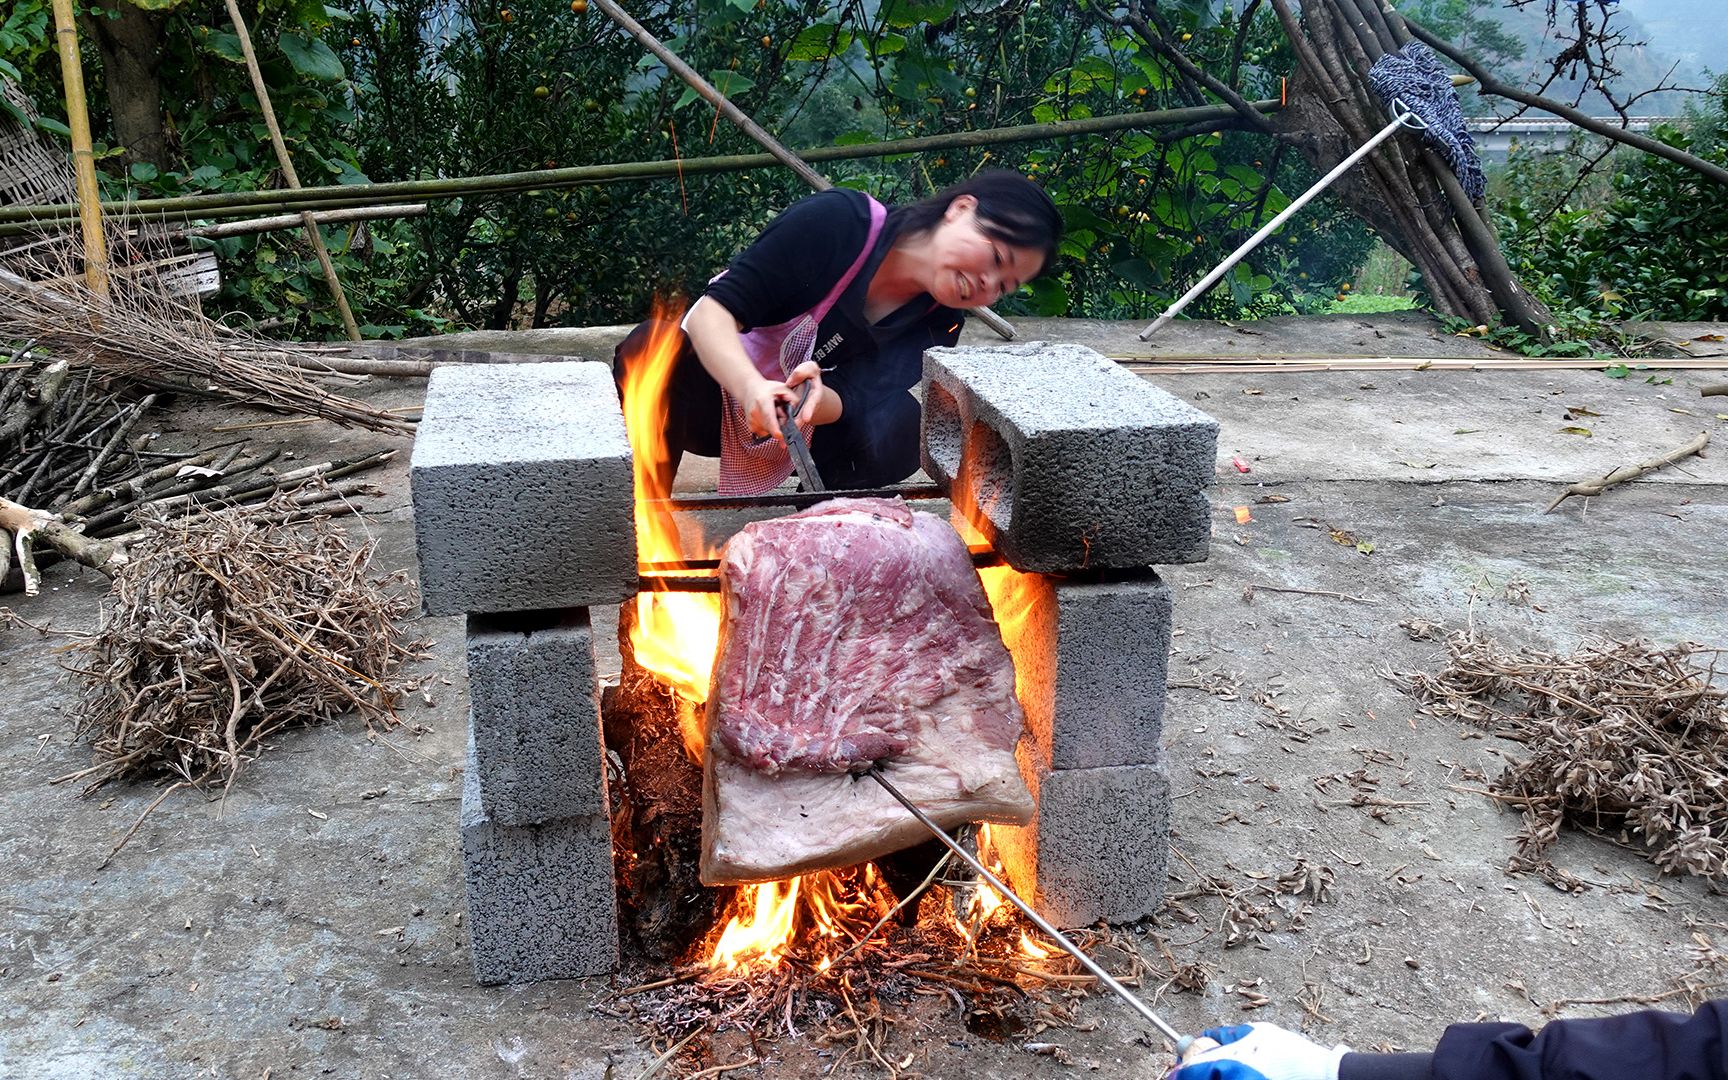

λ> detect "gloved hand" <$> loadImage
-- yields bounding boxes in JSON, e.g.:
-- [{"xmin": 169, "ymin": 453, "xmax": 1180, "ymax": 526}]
[{"xmin": 1172, "ymin": 1023, "xmax": 1349, "ymax": 1080}]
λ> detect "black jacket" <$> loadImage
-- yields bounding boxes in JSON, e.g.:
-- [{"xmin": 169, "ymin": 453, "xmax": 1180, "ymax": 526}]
[
  {"xmin": 1339, "ymin": 1000, "xmax": 1728, "ymax": 1080},
  {"xmin": 702, "ymin": 187, "xmax": 963, "ymax": 408}
]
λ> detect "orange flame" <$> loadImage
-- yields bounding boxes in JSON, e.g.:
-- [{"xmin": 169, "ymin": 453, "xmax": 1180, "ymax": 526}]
[
  {"xmin": 1019, "ymin": 931, "xmax": 1053, "ymax": 959},
  {"xmin": 967, "ymin": 823, "xmax": 1008, "ymax": 923},
  {"xmin": 617, "ymin": 300, "xmax": 724, "ymax": 757},
  {"xmin": 709, "ymin": 870, "xmax": 882, "ymax": 973}
]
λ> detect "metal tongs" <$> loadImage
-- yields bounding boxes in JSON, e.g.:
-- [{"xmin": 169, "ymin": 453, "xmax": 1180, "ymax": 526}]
[
  {"xmin": 778, "ymin": 380, "xmax": 825, "ymax": 493},
  {"xmin": 869, "ymin": 766, "xmax": 1202, "ymax": 1057}
]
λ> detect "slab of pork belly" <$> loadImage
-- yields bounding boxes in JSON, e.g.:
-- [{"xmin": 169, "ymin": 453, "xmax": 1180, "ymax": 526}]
[{"xmin": 701, "ymin": 497, "xmax": 1032, "ymax": 886}]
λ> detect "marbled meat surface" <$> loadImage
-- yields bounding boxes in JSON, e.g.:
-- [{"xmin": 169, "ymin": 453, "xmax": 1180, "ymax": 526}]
[{"xmin": 701, "ymin": 497, "xmax": 1033, "ymax": 885}]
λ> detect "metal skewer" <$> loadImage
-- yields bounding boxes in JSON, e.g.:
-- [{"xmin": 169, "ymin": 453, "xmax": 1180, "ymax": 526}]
[{"xmin": 868, "ymin": 767, "xmax": 1191, "ymax": 1050}]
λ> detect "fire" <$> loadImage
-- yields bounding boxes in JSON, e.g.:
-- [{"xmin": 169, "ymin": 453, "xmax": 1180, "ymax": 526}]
[
  {"xmin": 709, "ymin": 869, "xmax": 885, "ymax": 973},
  {"xmin": 617, "ymin": 300, "xmax": 724, "ymax": 754},
  {"xmin": 966, "ymin": 823, "xmax": 1008, "ymax": 923}
]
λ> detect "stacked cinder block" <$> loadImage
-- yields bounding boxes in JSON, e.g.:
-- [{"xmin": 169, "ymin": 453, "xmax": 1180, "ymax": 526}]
[
  {"xmin": 411, "ymin": 361, "xmax": 635, "ymax": 984},
  {"xmin": 926, "ymin": 343, "xmax": 1218, "ymax": 928}
]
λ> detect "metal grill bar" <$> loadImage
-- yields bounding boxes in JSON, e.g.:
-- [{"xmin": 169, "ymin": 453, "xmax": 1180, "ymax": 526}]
[{"xmin": 646, "ymin": 482, "xmax": 944, "ymax": 514}]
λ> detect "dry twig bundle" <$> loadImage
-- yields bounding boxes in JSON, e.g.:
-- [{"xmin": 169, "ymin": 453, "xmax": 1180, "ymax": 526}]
[
  {"xmin": 0, "ymin": 233, "xmax": 410, "ymax": 433},
  {"xmin": 58, "ymin": 488, "xmax": 426, "ymax": 858},
  {"xmin": 607, "ymin": 913, "xmax": 1158, "ymax": 1079},
  {"xmin": 1404, "ymin": 635, "xmax": 1728, "ymax": 886}
]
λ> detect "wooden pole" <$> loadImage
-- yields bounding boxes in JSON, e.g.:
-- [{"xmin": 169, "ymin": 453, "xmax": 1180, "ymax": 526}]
[
  {"xmin": 591, "ymin": 0, "xmax": 1020, "ymax": 340},
  {"xmin": 223, "ymin": 0, "xmax": 363, "ymax": 341},
  {"xmin": 47, "ymin": 0, "xmax": 109, "ymax": 298},
  {"xmin": 0, "ymin": 100, "xmax": 1283, "ymax": 228},
  {"xmin": 184, "ymin": 203, "xmax": 428, "ymax": 240}
]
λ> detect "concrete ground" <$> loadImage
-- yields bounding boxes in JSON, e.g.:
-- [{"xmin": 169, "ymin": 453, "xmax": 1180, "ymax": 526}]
[{"xmin": 3, "ymin": 313, "xmax": 1726, "ymax": 1078}]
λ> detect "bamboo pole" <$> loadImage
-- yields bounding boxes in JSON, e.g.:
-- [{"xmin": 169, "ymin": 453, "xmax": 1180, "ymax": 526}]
[
  {"xmin": 223, "ymin": 0, "xmax": 361, "ymax": 340},
  {"xmin": 591, "ymin": 0, "xmax": 1030, "ymax": 339},
  {"xmin": 184, "ymin": 203, "xmax": 428, "ymax": 240},
  {"xmin": 0, "ymin": 102, "xmax": 1282, "ymax": 229},
  {"xmin": 47, "ymin": 0, "xmax": 109, "ymax": 298}
]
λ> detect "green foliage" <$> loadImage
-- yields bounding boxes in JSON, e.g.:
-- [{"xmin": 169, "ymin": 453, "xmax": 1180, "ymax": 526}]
[
  {"xmin": 786, "ymin": 0, "xmax": 1371, "ymax": 322},
  {"xmin": 1326, "ymin": 292, "xmax": 1415, "ymax": 315},
  {"xmin": 9, "ymin": 0, "xmax": 1378, "ymax": 335},
  {"xmin": 1492, "ymin": 75, "xmax": 1728, "ymax": 348},
  {"xmin": 0, "ymin": 1, "xmax": 54, "ymax": 129}
]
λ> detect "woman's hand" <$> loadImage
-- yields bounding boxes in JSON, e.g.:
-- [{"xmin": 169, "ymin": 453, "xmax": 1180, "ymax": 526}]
[{"xmin": 742, "ymin": 362, "xmax": 831, "ymax": 445}]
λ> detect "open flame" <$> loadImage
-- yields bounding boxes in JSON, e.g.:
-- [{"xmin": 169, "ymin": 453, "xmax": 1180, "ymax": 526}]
[
  {"xmin": 617, "ymin": 300, "xmax": 724, "ymax": 759},
  {"xmin": 709, "ymin": 867, "xmax": 888, "ymax": 974},
  {"xmin": 618, "ymin": 303, "xmax": 891, "ymax": 974},
  {"xmin": 618, "ymin": 333, "xmax": 1053, "ymax": 975}
]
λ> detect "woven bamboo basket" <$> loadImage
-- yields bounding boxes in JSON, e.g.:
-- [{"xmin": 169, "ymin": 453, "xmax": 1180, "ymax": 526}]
[{"xmin": 0, "ymin": 78, "xmax": 76, "ymax": 210}]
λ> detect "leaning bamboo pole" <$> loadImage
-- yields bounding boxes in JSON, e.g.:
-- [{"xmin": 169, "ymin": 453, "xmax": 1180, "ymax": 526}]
[
  {"xmin": 47, "ymin": 0, "xmax": 109, "ymax": 297},
  {"xmin": 0, "ymin": 101, "xmax": 1283, "ymax": 234},
  {"xmin": 223, "ymin": 0, "xmax": 361, "ymax": 341},
  {"xmin": 590, "ymin": 0, "xmax": 1013, "ymax": 339}
]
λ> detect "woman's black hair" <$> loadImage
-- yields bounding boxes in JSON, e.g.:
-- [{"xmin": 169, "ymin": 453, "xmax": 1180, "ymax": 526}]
[{"xmin": 886, "ymin": 170, "xmax": 1063, "ymax": 279}]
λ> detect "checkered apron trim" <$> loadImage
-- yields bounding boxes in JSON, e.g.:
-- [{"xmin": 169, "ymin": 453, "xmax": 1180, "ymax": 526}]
[{"xmin": 715, "ymin": 196, "xmax": 886, "ymax": 496}]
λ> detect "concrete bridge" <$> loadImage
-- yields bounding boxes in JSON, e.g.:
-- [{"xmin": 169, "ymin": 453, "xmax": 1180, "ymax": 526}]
[{"xmin": 1468, "ymin": 114, "xmax": 1674, "ymax": 159}]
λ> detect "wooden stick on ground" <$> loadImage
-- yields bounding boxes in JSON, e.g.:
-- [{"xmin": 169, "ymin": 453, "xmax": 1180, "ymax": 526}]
[
  {"xmin": 1703, "ymin": 383, "xmax": 1728, "ymax": 398},
  {"xmin": 0, "ymin": 496, "xmax": 128, "ymax": 594},
  {"xmin": 223, "ymin": 0, "xmax": 362, "ymax": 342},
  {"xmin": 1544, "ymin": 431, "xmax": 1711, "ymax": 513}
]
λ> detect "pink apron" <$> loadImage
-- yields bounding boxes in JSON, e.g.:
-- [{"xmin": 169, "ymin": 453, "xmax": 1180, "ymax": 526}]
[{"xmin": 715, "ymin": 195, "xmax": 887, "ymax": 496}]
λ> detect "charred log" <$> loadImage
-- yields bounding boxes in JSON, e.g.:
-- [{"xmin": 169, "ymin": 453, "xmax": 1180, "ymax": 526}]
[{"xmin": 604, "ymin": 602, "xmax": 731, "ymax": 961}]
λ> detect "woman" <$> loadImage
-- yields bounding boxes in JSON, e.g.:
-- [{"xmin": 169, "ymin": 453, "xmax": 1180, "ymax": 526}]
[{"xmin": 615, "ymin": 170, "xmax": 1062, "ymax": 494}]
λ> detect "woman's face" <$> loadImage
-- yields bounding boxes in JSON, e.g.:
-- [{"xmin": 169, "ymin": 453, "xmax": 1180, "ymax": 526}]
[{"xmin": 924, "ymin": 194, "xmax": 1047, "ymax": 309}]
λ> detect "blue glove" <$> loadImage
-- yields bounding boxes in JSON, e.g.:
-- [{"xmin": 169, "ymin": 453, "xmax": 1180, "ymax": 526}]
[{"xmin": 1172, "ymin": 1022, "xmax": 1349, "ymax": 1080}]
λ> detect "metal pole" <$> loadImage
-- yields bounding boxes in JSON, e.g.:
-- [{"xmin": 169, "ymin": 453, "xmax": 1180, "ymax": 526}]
[
  {"xmin": 589, "ymin": 0, "xmax": 1018, "ymax": 341},
  {"xmin": 869, "ymin": 768, "xmax": 1189, "ymax": 1048},
  {"xmin": 1137, "ymin": 109, "xmax": 1412, "ymax": 341}
]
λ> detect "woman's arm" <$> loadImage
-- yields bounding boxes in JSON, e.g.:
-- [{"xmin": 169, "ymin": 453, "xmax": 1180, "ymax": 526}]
[{"xmin": 684, "ymin": 297, "xmax": 841, "ymax": 442}]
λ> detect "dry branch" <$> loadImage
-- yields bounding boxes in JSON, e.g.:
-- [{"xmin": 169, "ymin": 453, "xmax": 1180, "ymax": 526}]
[
  {"xmin": 57, "ymin": 487, "xmax": 426, "ymax": 861},
  {"xmin": 1703, "ymin": 383, "xmax": 1728, "ymax": 399},
  {"xmin": 0, "ymin": 495, "xmax": 127, "ymax": 594},
  {"xmin": 1402, "ymin": 634, "xmax": 1728, "ymax": 886},
  {"xmin": 1544, "ymin": 430, "xmax": 1710, "ymax": 512},
  {"xmin": 0, "ymin": 241, "xmax": 411, "ymax": 433}
]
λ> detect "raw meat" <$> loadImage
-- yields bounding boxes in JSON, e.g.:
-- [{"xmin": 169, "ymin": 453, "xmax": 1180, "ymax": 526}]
[{"xmin": 700, "ymin": 497, "xmax": 1033, "ymax": 885}]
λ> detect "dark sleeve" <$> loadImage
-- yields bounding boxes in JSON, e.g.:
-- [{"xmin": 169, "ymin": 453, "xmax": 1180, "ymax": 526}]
[
  {"xmin": 701, "ymin": 189, "xmax": 870, "ymax": 332},
  {"xmin": 1339, "ymin": 1052, "xmax": 1432, "ymax": 1080},
  {"xmin": 1423, "ymin": 1001, "xmax": 1728, "ymax": 1080}
]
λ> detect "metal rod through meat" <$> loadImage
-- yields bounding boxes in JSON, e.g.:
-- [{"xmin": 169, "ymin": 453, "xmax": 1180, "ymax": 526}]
[
  {"xmin": 868, "ymin": 767, "xmax": 1187, "ymax": 1047},
  {"xmin": 639, "ymin": 548, "xmax": 1003, "ymax": 581},
  {"xmin": 647, "ymin": 483, "xmax": 945, "ymax": 514}
]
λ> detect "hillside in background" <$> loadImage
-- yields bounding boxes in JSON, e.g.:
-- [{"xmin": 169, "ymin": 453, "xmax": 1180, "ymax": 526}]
[
  {"xmin": 1448, "ymin": 0, "xmax": 1718, "ymax": 117},
  {"xmin": 1620, "ymin": 0, "xmax": 1722, "ymax": 69}
]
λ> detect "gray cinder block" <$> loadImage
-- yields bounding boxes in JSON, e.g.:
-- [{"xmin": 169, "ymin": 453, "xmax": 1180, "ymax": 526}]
[
  {"xmin": 985, "ymin": 569, "xmax": 1171, "ymax": 771},
  {"xmin": 461, "ymin": 741, "xmax": 620, "ymax": 984},
  {"xmin": 921, "ymin": 342, "xmax": 1219, "ymax": 572},
  {"xmin": 991, "ymin": 759, "xmax": 1170, "ymax": 928},
  {"xmin": 411, "ymin": 361, "xmax": 636, "ymax": 616},
  {"xmin": 467, "ymin": 609, "xmax": 607, "ymax": 826}
]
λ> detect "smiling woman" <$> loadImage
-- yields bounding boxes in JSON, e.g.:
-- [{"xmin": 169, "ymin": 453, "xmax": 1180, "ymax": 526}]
[{"xmin": 613, "ymin": 171, "xmax": 1062, "ymax": 496}]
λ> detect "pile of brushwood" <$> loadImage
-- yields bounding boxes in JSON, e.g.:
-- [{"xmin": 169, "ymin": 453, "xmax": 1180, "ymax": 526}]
[
  {"xmin": 54, "ymin": 486, "xmax": 426, "ymax": 864},
  {"xmin": 0, "ymin": 235, "xmax": 409, "ymax": 594},
  {"xmin": 1405, "ymin": 634, "xmax": 1728, "ymax": 889}
]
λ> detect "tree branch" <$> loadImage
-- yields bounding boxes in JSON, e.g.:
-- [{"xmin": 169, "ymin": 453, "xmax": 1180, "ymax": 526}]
[{"xmin": 1405, "ymin": 18, "xmax": 1728, "ymax": 188}]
